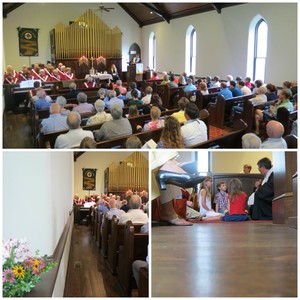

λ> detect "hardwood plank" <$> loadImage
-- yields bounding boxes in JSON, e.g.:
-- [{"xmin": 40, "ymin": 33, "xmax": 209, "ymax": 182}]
[
  {"xmin": 64, "ymin": 224, "xmax": 121, "ymax": 297},
  {"xmin": 152, "ymin": 223, "xmax": 297, "ymax": 297}
]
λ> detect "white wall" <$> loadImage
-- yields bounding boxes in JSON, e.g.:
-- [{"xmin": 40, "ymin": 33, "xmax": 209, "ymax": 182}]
[
  {"xmin": 3, "ymin": 151, "xmax": 74, "ymax": 255},
  {"xmin": 3, "ymin": 3, "xmax": 296, "ymax": 85},
  {"xmin": 73, "ymin": 151, "xmax": 149, "ymax": 198},
  {"xmin": 3, "ymin": 3, "xmax": 142, "ymax": 71},
  {"xmin": 141, "ymin": 3, "xmax": 297, "ymax": 86},
  {"xmin": 211, "ymin": 151, "xmax": 273, "ymax": 174}
]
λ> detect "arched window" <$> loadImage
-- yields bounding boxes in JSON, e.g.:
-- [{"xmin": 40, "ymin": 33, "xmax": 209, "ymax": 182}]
[
  {"xmin": 185, "ymin": 25, "xmax": 197, "ymax": 75},
  {"xmin": 149, "ymin": 32, "xmax": 156, "ymax": 70},
  {"xmin": 247, "ymin": 16, "xmax": 268, "ymax": 82}
]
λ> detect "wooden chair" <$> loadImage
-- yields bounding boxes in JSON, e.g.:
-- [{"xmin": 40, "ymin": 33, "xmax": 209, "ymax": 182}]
[{"xmin": 138, "ymin": 267, "xmax": 149, "ymax": 297}]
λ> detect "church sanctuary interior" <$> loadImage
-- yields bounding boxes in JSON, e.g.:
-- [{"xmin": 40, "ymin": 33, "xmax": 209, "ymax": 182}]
[
  {"xmin": 3, "ymin": 151, "xmax": 149, "ymax": 297},
  {"xmin": 2, "ymin": 2, "xmax": 297, "ymax": 149},
  {"xmin": 152, "ymin": 150, "xmax": 297, "ymax": 297}
]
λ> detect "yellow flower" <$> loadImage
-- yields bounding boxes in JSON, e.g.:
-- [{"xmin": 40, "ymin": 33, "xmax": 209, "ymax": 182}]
[
  {"xmin": 12, "ymin": 265, "xmax": 25, "ymax": 278},
  {"xmin": 32, "ymin": 259, "xmax": 40, "ymax": 272}
]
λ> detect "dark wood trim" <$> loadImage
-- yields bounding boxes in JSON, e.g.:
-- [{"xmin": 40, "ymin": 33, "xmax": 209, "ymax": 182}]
[{"xmin": 25, "ymin": 211, "xmax": 73, "ymax": 297}]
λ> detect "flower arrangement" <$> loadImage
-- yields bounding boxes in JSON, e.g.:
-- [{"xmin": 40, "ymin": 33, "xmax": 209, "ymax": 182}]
[{"xmin": 2, "ymin": 238, "xmax": 57, "ymax": 297}]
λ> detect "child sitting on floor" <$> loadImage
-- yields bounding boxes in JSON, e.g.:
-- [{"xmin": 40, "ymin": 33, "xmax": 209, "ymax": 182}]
[
  {"xmin": 222, "ymin": 178, "xmax": 250, "ymax": 221},
  {"xmin": 214, "ymin": 181, "xmax": 229, "ymax": 214},
  {"xmin": 198, "ymin": 176, "xmax": 223, "ymax": 218}
]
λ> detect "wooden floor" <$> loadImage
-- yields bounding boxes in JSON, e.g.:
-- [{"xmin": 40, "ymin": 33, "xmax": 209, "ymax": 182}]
[
  {"xmin": 64, "ymin": 224, "xmax": 121, "ymax": 297},
  {"xmin": 3, "ymin": 111, "xmax": 34, "ymax": 148},
  {"xmin": 152, "ymin": 222, "xmax": 297, "ymax": 297}
]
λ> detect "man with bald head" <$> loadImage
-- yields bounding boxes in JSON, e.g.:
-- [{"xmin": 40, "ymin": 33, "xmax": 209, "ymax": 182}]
[
  {"xmin": 118, "ymin": 195, "xmax": 148, "ymax": 225},
  {"xmin": 54, "ymin": 111, "xmax": 94, "ymax": 148},
  {"xmin": 106, "ymin": 198, "xmax": 125, "ymax": 220},
  {"xmin": 40, "ymin": 103, "xmax": 68, "ymax": 133},
  {"xmin": 261, "ymin": 120, "xmax": 287, "ymax": 148}
]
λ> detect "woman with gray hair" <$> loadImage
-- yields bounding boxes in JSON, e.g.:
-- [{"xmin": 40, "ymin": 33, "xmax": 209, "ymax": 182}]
[
  {"xmin": 56, "ymin": 96, "xmax": 71, "ymax": 116},
  {"xmin": 73, "ymin": 92, "xmax": 94, "ymax": 113},
  {"xmin": 86, "ymin": 100, "xmax": 112, "ymax": 125},
  {"xmin": 242, "ymin": 133, "xmax": 262, "ymax": 149}
]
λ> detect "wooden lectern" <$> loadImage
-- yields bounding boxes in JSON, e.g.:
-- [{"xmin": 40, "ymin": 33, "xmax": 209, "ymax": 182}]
[{"xmin": 127, "ymin": 63, "xmax": 143, "ymax": 84}]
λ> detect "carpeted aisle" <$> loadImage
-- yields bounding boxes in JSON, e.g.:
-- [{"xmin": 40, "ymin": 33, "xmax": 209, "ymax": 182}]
[{"xmin": 209, "ymin": 125, "xmax": 229, "ymax": 139}]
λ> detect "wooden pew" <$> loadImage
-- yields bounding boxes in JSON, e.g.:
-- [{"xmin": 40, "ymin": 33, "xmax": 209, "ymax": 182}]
[
  {"xmin": 100, "ymin": 213, "xmax": 111, "ymax": 258},
  {"xmin": 241, "ymin": 99, "xmax": 286, "ymax": 133},
  {"xmin": 97, "ymin": 211, "xmax": 104, "ymax": 249},
  {"xmin": 138, "ymin": 267, "xmax": 149, "ymax": 297},
  {"xmin": 157, "ymin": 84, "xmax": 184, "ymax": 109},
  {"xmin": 184, "ymin": 90, "xmax": 219, "ymax": 110},
  {"xmin": 117, "ymin": 221, "xmax": 148, "ymax": 297},
  {"xmin": 107, "ymin": 217, "xmax": 144, "ymax": 275},
  {"xmin": 276, "ymin": 107, "xmax": 298, "ymax": 136},
  {"xmin": 128, "ymin": 108, "xmax": 179, "ymax": 133},
  {"xmin": 38, "ymin": 123, "xmax": 103, "ymax": 148},
  {"xmin": 96, "ymin": 127, "xmax": 163, "ymax": 148},
  {"xmin": 190, "ymin": 119, "xmax": 247, "ymax": 149},
  {"xmin": 207, "ymin": 94, "xmax": 255, "ymax": 128}
]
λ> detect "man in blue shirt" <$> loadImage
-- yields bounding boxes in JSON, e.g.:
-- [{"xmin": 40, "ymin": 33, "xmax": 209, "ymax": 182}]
[
  {"xmin": 218, "ymin": 82, "xmax": 233, "ymax": 99},
  {"xmin": 34, "ymin": 89, "xmax": 52, "ymax": 111},
  {"xmin": 229, "ymin": 80, "xmax": 243, "ymax": 97},
  {"xmin": 184, "ymin": 78, "xmax": 197, "ymax": 93},
  {"xmin": 105, "ymin": 90, "xmax": 125, "ymax": 110}
]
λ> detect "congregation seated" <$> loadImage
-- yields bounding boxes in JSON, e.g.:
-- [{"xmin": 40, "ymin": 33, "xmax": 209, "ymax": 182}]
[
  {"xmin": 265, "ymin": 83, "xmax": 278, "ymax": 101},
  {"xmin": 40, "ymin": 103, "xmax": 68, "ymax": 133},
  {"xmin": 229, "ymin": 80, "xmax": 243, "ymax": 97},
  {"xmin": 141, "ymin": 86, "xmax": 153, "ymax": 104},
  {"xmin": 118, "ymin": 195, "xmax": 148, "ymax": 225},
  {"xmin": 238, "ymin": 80, "xmax": 252, "ymax": 95},
  {"xmin": 80, "ymin": 136, "xmax": 97, "ymax": 148},
  {"xmin": 125, "ymin": 136, "xmax": 142, "ymax": 149},
  {"xmin": 156, "ymin": 116, "xmax": 184, "ymax": 149},
  {"xmin": 242, "ymin": 133, "xmax": 262, "ymax": 149},
  {"xmin": 65, "ymin": 82, "xmax": 80, "ymax": 99},
  {"xmin": 218, "ymin": 82, "xmax": 233, "ymax": 99},
  {"xmin": 56, "ymin": 96, "xmax": 71, "ymax": 116},
  {"xmin": 138, "ymin": 106, "xmax": 164, "ymax": 132},
  {"xmin": 127, "ymin": 90, "xmax": 143, "ymax": 106},
  {"xmin": 86, "ymin": 99, "xmax": 112, "ymax": 125},
  {"xmin": 142, "ymin": 93, "xmax": 167, "ymax": 115},
  {"xmin": 115, "ymin": 88, "xmax": 126, "ymax": 100},
  {"xmin": 120, "ymin": 199, "xmax": 131, "ymax": 213},
  {"xmin": 126, "ymin": 82, "xmax": 141, "ymax": 99},
  {"xmin": 255, "ymin": 88, "xmax": 294, "ymax": 134},
  {"xmin": 34, "ymin": 89, "xmax": 52, "ymax": 111},
  {"xmin": 94, "ymin": 104, "xmax": 132, "ymax": 142},
  {"xmin": 183, "ymin": 78, "xmax": 196, "ymax": 93},
  {"xmin": 113, "ymin": 80, "xmax": 127, "ymax": 95},
  {"xmin": 171, "ymin": 97, "xmax": 189, "ymax": 123},
  {"xmin": 181, "ymin": 102, "xmax": 207, "ymax": 147},
  {"xmin": 54, "ymin": 111, "xmax": 94, "ymax": 149},
  {"xmin": 105, "ymin": 90, "xmax": 124, "ymax": 110},
  {"xmin": 106, "ymin": 198, "xmax": 125, "ymax": 220},
  {"xmin": 261, "ymin": 120, "xmax": 287, "ymax": 149},
  {"xmin": 73, "ymin": 92, "xmax": 95, "ymax": 113}
]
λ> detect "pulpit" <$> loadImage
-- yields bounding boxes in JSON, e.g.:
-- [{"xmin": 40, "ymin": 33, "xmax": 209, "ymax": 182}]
[{"xmin": 127, "ymin": 63, "xmax": 143, "ymax": 84}]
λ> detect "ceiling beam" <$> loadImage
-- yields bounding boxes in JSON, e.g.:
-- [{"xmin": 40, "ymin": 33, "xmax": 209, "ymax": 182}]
[
  {"xmin": 211, "ymin": 3, "xmax": 222, "ymax": 14},
  {"xmin": 141, "ymin": 3, "xmax": 170, "ymax": 24},
  {"xmin": 3, "ymin": 3, "xmax": 24, "ymax": 18},
  {"xmin": 118, "ymin": 3, "xmax": 143, "ymax": 28}
]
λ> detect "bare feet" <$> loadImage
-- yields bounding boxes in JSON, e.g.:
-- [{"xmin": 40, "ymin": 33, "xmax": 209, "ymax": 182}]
[{"xmin": 161, "ymin": 217, "xmax": 193, "ymax": 226}]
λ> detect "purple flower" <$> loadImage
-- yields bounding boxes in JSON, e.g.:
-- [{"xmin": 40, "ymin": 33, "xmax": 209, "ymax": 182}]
[{"xmin": 3, "ymin": 269, "xmax": 15, "ymax": 283}]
